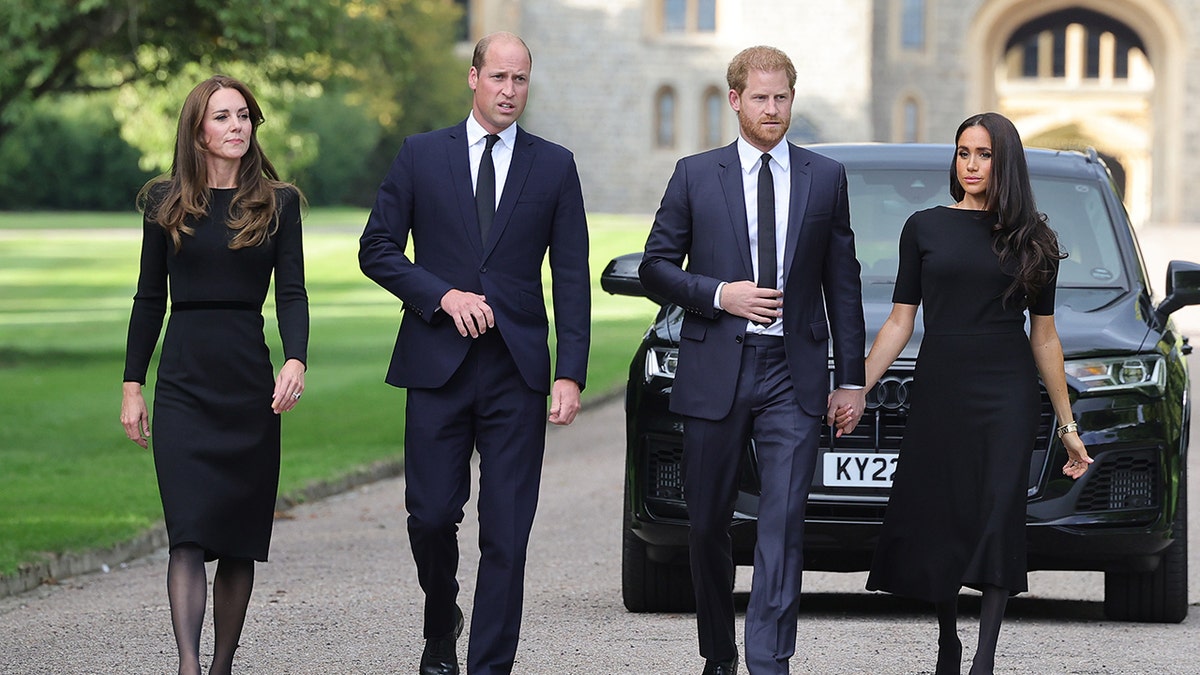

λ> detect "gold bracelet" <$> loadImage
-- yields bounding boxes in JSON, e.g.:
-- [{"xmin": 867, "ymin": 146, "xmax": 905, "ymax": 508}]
[{"xmin": 1056, "ymin": 421, "xmax": 1079, "ymax": 438}]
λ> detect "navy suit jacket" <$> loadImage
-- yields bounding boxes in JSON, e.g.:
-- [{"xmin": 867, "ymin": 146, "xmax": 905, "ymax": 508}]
[
  {"xmin": 359, "ymin": 120, "xmax": 590, "ymax": 395},
  {"xmin": 639, "ymin": 141, "xmax": 865, "ymax": 420}
]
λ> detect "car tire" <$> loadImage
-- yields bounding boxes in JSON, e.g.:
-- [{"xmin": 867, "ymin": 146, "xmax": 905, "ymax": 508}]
[
  {"xmin": 621, "ymin": 524, "xmax": 696, "ymax": 613},
  {"xmin": 1103, "ymin": 470, "xmax": 1188, "ymax": 623}
]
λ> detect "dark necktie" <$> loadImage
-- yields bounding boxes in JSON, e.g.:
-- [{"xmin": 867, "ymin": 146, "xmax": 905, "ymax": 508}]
[
  {"xmin": 476, "ymin": 134, "xmax": 500, "ymax": 243},
  {"xmin": 757, "ymin": 153, "xmax": 776, "ymax": 289}
]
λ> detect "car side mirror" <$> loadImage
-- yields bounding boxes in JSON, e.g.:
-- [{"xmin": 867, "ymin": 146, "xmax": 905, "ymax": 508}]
[
  {"xmin": 601, "ymin": 252, "xmax": 668, "ymax": 305},
  {"xmin": 1154, "ymin": 260, "xmax": 1200, "ymax": 327}
]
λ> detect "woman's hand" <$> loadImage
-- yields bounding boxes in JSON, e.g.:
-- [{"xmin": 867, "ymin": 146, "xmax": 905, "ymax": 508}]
[
  {"xmin": 272, "ymin": 358, "xmax": 306, "ymax": 414},
  {"xmin": 1061, "ymin": 432, "xmax": 1092, "ymax": 479},
  {"xmin": 121, "ymin": 382, "xmax": 151, "ymax": 449}
]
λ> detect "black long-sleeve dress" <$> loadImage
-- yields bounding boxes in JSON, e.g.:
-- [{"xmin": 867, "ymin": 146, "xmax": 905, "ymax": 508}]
[
  {"xmin": 865, "ymin": 206, "xmax": 1057, "ymax": 601},
  {"xmin": 124, "ymin": 186, "xmax": 308, "ymax": 561}
]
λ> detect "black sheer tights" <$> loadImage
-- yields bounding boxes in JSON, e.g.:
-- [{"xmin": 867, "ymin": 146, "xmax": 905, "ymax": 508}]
[
  {"xmin": 969, "ymin": 585, "xmax": 1008, "ymax": 675},
  {"xmin": 932, "ymin": 585, "xmax": 1009, "ymax": 675},
  {"xmin": 934, "ymin": 598, "xmax": 961, "ymax": 675},
  {"xmin": 166, "ymin": 544, "xmax": 256, "ymax": 675}
]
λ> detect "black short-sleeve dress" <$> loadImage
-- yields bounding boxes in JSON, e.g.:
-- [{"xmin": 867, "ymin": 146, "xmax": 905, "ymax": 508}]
[
  {"xmin": 123, "ymin": 186, "xmax": 308, "ymax": 561},
  {"xmin": 865, "ymin": 205, "xmax": 1057, "ymax": 602}
]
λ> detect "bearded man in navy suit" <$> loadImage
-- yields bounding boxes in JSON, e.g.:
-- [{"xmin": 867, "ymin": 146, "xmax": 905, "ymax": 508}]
[
  {"xmin": 359, "ymin": 31, "xmax": 590, "ymax": 675},
  {"xmin": 640, "ymin": 45, "xmax": 867, "ymax": 675}
]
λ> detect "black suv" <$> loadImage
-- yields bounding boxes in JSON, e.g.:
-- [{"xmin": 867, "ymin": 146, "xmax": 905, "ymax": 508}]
[{"xmin": 602, "ymin": 143, "xmax": 1200, "ymax": 623}]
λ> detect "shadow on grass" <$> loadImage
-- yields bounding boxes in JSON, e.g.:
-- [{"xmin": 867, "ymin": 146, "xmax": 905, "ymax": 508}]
[{"xmin": 0, "ymin": 347, "xmax": 123, "ymax": 369}]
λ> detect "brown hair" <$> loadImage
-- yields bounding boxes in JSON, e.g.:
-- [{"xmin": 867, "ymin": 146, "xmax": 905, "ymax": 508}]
[
  {"xmin": 137, "ymin": 75, "xmax": 297, "ymax": 251},
  {"xmin": 726, "ymin": 46, "xmax": 797, "ymax": 94},
  {"xmin": 472, "ymin": 31, "xmax": 532, "ymax": 72}
]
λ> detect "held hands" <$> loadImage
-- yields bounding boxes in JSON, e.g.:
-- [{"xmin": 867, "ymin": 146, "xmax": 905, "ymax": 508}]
[
  {"xmin": 827, "ymin": 388, "xmax": 867, "ymax": 438},
  {"xmin": 720, "ymin": 280, "xmax": 782, "ymax": 325},
  {"xmin": 1061, "ymin": 432, "xmax": 1093, "ymax": 479},
  {"xmin": 549, "ymin": 378, "xmax": 582, "ymax": 426},
  {"xmin": 121, "ymin": 382, "xmax": 151, "ymax": 449},
  {"xmin": 441, "ymin": 289, "xmax": 495, "ymax": 338},
  {"xmin": 272, "ymin": 358, "xmax": 306, "ymax": 414}
]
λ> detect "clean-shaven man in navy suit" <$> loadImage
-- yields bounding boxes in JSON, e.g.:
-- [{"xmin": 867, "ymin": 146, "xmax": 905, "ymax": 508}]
[
  {"xmin": 359, "ymin": 31, "xmax": 590, "ymax": 675},
  {"xmin": 640, "ymin": 45, "xmax": 867, "ymax": 675}
]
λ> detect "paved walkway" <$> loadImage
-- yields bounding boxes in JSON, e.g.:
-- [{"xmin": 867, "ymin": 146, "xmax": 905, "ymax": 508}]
[
  {"xmin": 0, "ymin": 398, "xmax": 637, "ymax": 674},
  {"xmin": 0, "ymin": 223, "xmax": 1197, "ymax": 674}
]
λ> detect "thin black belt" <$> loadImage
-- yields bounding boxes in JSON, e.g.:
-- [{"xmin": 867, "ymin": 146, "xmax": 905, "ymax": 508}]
[
  {"xmin": 742, "ymin": 333, "xmax": 784, "ymax": 346},
  {"xmin": 171, "ymin": 300, "xmax": 260, "ymax": 312}
]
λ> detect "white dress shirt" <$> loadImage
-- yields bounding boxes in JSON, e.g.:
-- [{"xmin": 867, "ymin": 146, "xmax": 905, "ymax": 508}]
[
  {"xmin": 466, "ymin": 113, "xmax": 517, "ymax": 210},
  {"xmin": 714, "ymin": 136, "xmax": 790, "ymax": 336}
]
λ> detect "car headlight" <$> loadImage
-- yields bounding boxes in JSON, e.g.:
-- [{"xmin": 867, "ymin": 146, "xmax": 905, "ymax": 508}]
[
  {"xmin": 1064, "ymin": 355, "xmax": 1166, "ymax": 395},
  {"xmin": 645, "ymin": 346, "xmax": 678, "ymax": 382}
]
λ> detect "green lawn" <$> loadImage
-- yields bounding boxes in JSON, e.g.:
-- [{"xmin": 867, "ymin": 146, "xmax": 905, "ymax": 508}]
[{"xmin": 0, "ymin": 209, "xmax": 656, "ymax": 576}]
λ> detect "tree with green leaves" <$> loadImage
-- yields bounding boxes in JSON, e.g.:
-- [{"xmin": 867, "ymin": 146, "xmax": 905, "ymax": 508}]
[{"xmin": 0, "ymin": 0, "xmax": 469, "ymax": 205}]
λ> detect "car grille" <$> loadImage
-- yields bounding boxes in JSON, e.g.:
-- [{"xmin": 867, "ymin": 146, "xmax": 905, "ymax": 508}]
[
  {"xmin": 642, "ymin": 372, "xmax": 1056, "ymax": 511},
  {"xmin": 1076, "ymin": 450, "xmax": 1160, "ymax": 512},
  {"xmin": 645, "ymin": 433, "xmax": 684, "ymax": 502}
]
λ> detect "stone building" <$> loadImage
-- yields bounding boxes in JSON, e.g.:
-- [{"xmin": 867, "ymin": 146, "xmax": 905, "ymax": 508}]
[{"xmin": 457, "ymin": 0, "xmax": 1199, "ymax": 226}]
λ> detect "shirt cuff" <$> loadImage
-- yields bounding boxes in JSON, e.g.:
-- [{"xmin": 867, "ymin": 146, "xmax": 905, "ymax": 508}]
[
  {"xmin": 837, "ymin": 384, "xmax": 864, "ymax": 390},
  {"xmin": 713, "ymin": 282, "xmax": 726, "ymax": 311}
]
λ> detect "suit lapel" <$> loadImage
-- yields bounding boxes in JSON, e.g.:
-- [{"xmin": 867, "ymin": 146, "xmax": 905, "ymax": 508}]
[
  {"xmin": 718, "ymin": 143, "xmax": 754, "ymax": 280},
  {"xmin": 783, "ymin": 144, "xmax": 812, "ymax": 286},
  {"xmin": 446, "ymin": 121, "xmax": 484, "ymax": 257},
  {"xmin": 483, "ymin": 126, "xmax": 533, "ymax": 261}
]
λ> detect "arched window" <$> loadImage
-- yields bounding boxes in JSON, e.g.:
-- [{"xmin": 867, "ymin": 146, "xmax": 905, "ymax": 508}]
[
  {"xmin": 901, "ymin": 97, "xmax": 921, "ymax": 142},
  {"xmin": 1004, "ymin": 8, "xmax": 1146, "ymax": 81},
  {"xmin": 655, "ymin": 86, "xmax": 677, "ymax": 149},
  {"xmin": 702, "ymin": 86, "xmax": 725, "ymax": 148}
]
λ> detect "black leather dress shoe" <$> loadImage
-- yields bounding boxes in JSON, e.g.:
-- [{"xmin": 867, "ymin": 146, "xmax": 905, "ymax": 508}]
[
  {"xmin": 702, "ymin": 654, "xmax": 738, "ymax": 675},
  {"xmin": 420, "ymin": 605, "xmax": 464, "ymax": 675}
]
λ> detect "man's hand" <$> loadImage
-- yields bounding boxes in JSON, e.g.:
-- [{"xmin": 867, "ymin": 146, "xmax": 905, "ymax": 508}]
[
  {"xmin": 720, "ymin": 280, "xmax": 782, "ymax": 324},
  {"xmin": 548, "ymin": 378, "xmax": 582, "ymax": 426},
  {"xmin": 827, "ymin": 387, "xmax": 866, "ymax": 438},
  {"xmin": 440, "ymin": 289, "xmax": 494, "ymax": 338}
]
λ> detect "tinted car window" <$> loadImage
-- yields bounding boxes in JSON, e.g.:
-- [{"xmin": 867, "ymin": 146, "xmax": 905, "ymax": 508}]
[
  {"xmin": 847, "ymin": 169, "xmax": 1127, "ymax": 294},
  {"xmin": 1033, "ymin": 177, "xmax": 1125, "ymax": 288}
]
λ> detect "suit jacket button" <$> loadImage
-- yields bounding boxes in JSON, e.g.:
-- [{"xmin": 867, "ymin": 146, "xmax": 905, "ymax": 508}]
[
  {"xmin": 480, "ymin": 266, "xmax": 488, "ymax": 273},
  {"xmin": 735, "ymin": 335, "xmax": 743, "ymax": 344}
]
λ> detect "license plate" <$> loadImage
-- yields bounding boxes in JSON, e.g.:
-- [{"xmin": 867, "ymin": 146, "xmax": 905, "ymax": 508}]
[{"xmin": 822, "ymin": 452, "xmax": 899, "ymax": 487}]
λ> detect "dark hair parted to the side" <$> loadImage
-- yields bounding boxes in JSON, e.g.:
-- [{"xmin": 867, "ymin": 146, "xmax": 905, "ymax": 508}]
[
  {"xmin": 726, "ymin": 45, "xmax": 797, "ymax": 94},
  {"xmin": 950, "ymin": 112, "xmax": 1065, "ymax": 308},
  {"xmin": 138, "ymin": 75, "xmax": 300, "ymax": 252},
  {"xmin": 471, "ymin": 31, "xmax": 532, "ymax": 72}
]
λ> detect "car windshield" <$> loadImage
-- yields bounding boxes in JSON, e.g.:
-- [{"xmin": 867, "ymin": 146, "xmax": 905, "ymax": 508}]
[{"xmin": 847, "ymin": 169, "xmax": 1127, "ymax": 292}]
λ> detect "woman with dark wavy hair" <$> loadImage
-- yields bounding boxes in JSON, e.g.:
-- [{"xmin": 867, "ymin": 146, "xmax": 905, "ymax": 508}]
[
  {"xmin": 120, "ymin": 75, "xmax": 308, "ymax": 675},
  {"xmin": 844, "ymin": 112, "xmax": 1092, "ymax": 674}
]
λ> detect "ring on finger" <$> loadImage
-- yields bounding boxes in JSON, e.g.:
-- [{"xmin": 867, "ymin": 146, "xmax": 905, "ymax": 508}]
[{"xmin": 291, "ymin": 392, "xmax": 301, "ymax": 400}]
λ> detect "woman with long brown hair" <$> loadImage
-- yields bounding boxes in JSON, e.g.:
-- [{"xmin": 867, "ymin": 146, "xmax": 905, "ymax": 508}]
[
  {"xmin": 846, "ymin": 112, "xmax": 1092, "ymax": 674},
  {"xmin": 120, "ymin": 75, "xmax": 308, "ymax": 675}
]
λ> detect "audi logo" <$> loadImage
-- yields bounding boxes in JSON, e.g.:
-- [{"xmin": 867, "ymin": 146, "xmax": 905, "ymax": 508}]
[{"xmin": 866, "ymin": 375, "xmax": 914, "ymax": 411}]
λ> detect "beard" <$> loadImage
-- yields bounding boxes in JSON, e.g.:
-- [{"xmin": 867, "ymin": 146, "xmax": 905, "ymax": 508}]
[{"xmin": 737, "ymin": 109, "xmax": 790, "ymax": 149}]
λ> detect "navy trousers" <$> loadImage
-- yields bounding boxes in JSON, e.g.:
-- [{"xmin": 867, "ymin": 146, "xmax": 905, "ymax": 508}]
[
  {"xmin": 683, "ymin": 335, "xmax": 821, "ymax": 674},
  {"xmin": 404, "ymin": 330, "xmax": 547, "ymax": 675}
]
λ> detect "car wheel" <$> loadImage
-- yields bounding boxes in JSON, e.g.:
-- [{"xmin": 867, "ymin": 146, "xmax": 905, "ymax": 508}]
[
  {"xmin": 1103, "ymin": 470, "xmax": 1188, "ymax": 623},
  {"xmin": 621, "ymin": 485, "xmax": 696, "ymax": 612},
  {"xmin": 621, "ymin": 525, "xmax": 696, "ymax": 613}
]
